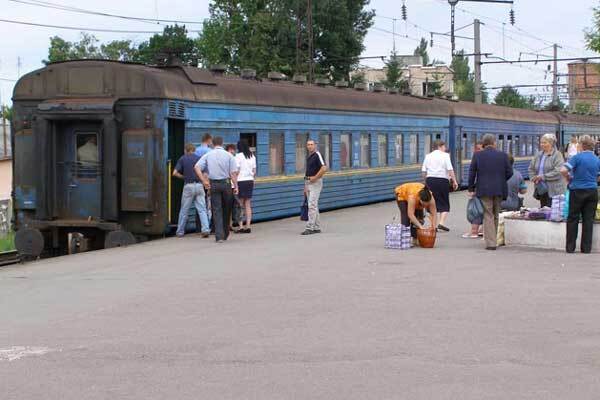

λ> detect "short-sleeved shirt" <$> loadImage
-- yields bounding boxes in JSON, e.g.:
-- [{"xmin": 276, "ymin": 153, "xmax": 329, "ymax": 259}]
[
  {"xmin": 175, "ymin": 153, "xmax": 201, "ymax": 184},
  {"xmin": 564, "ymin": 151, "xmax": 600, "ymax": 190},
  {"xmin": 235, "ymin": 153, "xmax": 256, "ymax": 182},
  {"xmin": 421, "ymin": 149, "xmax": 453, "ymax": 179},
  {"xmin": 306, "ymin": 151, "xmax": 326, "ymax": 177},
  {"xmin": 194, "ymin": 144, "xmax": 212, "ymax": 158},
  {"xmin": 501, "ymin": 169, "xmax": 526, "ymax": 211},
  {"xmin": 395, "ymin": 182, "xmax": 425, "ymax": 209},
  {"xmin": 196, "ymin": 146, "xmax": 238, "ymax": 180}
]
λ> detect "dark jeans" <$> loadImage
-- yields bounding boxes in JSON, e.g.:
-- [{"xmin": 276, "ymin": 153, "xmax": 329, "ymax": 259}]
[
  {"xmin": 397, "ymin": 200, "xmax": 424, "ymax": 238},
  {"xmin": 210, "ymin": 180, "xmax": 233, "ymax": 241},
  {"xmin": 566, "ymin": 189, "xmax": 598, "ymax": 253}
]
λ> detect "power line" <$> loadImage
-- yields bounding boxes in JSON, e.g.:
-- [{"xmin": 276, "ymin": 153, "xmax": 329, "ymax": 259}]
[
  {"xmin": 480, "ymin": 56, "xmax": 600, "ymax": 65},
  {"xmin": 7, "ymin": 0, "xmax": 203, "ymax": 25},
  {"xmin": 0, "ymin": 17, "xmax": 201, "ymax": 33}
]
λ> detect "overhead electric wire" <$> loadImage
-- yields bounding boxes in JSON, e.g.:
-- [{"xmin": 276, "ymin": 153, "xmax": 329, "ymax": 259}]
[
  {"xmin": 0, "ymin": 17, "xmax": 201, "ymax": 33},
  {"xmin": 7, "ymin": 0, "xmax": 204, "ymax": 25}
]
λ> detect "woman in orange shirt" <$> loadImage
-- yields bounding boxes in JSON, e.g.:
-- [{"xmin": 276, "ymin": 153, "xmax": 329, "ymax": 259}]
[{"xmin": 394, "ymin": 182, "xmax": 437, "ymax": 238}]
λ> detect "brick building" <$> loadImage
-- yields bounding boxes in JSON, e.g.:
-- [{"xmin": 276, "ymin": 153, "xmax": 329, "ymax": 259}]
[{"xmin": 567, "ymin": 62, "xmax": 600, "ymax": 112}]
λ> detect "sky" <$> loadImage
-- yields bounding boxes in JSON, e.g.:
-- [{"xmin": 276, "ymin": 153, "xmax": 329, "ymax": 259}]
[{"xmin": 0, "ymin": 0, "xmax": 598, "ymax": 107}]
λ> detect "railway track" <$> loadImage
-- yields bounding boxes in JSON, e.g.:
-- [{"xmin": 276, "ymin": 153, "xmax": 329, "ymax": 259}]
[{"xmin": 0, "ymin": 251, "xmax": 20, "ymax": 267}]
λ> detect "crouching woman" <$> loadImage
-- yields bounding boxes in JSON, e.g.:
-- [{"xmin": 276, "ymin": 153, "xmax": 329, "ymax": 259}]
[{"xmin": 395, "ymin": 182, "xmax": 437, "ymax": 239}]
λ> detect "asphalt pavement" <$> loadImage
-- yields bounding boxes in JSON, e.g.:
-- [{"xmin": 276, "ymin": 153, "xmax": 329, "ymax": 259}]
[{"xmin": 1, "ymin": 189, "xmax": 599, "ymax": 400}]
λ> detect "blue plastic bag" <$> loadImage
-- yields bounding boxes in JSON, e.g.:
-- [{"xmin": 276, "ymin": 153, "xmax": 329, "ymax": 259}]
[
  {"xmin": 467, "ymin": 197, "xmax": 484, "ymax": 225},
  {"xmin": 300, "ymin": 196, "xmax": 309, "ymax": 221}
]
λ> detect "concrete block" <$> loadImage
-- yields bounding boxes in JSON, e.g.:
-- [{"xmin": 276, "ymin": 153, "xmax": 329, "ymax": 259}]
[{"xmin": 504, "ymin": 218, "xmax": 600, "ymax": 253}]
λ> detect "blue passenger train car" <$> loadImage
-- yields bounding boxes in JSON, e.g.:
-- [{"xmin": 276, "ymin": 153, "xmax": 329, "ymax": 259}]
[{"xmin": 10, "ymin": 60, "xmax": 600, "ymax": 256}]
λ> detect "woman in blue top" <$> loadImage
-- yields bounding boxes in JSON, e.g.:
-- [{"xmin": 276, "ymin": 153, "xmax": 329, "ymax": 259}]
[{"xmin": 561, "ymin": 135, "xmax": 600, "ymax": 254}]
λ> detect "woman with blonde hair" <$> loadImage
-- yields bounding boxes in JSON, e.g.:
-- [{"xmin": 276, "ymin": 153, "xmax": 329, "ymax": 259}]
[{"xmin": 528, "ymin": 133, "xmax": 567, "ymax": 208}]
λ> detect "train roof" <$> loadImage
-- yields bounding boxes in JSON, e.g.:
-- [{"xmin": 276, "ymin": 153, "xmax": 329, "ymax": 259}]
[
  {"xmin": 13, "ymin": 60, "xmax": 450, "ymax": 118},
  {"xmin": 444, "ymin": 99, "xmax": 558, "ymax": 125},
  {"xmin": 554, "ymin": 112, "xmax": 600, "ymax": 126}
]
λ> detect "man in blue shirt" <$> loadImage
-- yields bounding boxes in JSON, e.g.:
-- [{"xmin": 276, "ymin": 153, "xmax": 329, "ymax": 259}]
[
  {"xmin": 195, "ymin": 136, "xmax": 239, "ymax": 243},
  {"xmin": 561, "ymin": 135, "xmax": 600, "ymax": 253},
  {"xmin": 194, "ymin": 133, "xmax": 213, "ymax": 158},
  {"xmin": 172, "ymin": 143, "xmax": 210, "ymax": 238}
]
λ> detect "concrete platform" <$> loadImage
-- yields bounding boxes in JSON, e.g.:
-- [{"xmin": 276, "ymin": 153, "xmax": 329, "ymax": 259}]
[
  {"xmin": 505, "ymin": 218, "xmax": 600, "ymax": 253},
  {"xmin": 1, "ymin": 189, "xmax": 600, "ymax": 400}
]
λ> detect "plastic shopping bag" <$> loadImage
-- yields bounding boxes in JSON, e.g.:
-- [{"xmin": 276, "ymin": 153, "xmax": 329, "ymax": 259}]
[
  {"xmin": 466, "ymin": 197, "xmax": 484, "ymax": 225},
  {"xmin": 562, "ymin": 190, "xmax": 570, "ymax": 221}
]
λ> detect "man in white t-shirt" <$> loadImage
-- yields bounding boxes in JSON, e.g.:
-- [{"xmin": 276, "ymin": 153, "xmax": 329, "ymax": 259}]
[{"xmin": 421, "ymin": 140, "xmax": 458, "ymax": 232}]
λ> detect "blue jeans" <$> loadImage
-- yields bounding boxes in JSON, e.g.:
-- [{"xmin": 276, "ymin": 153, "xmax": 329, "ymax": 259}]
[{"xmin": 176, "ymin": 183, "xmax": 210, "ymax": 235}]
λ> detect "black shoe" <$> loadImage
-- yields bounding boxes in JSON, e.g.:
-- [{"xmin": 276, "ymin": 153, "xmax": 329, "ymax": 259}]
[
  {"xmin": 437, "ymin": 224, "xmax": 450, "ymax": 232},
  {"xmin": 241, "ymin": 228, "xmax": 251, "ymax": 234},
  {"xmin": 312, "ymin": 229, "xmax": 321, "ymax": 233},
  {"xmin": 301, "ymin": 229, "xmax": 316, "ymax": 235},
  {"xmin": 485, "ymin": 246, "xmax": 497, "ymax": 250}
]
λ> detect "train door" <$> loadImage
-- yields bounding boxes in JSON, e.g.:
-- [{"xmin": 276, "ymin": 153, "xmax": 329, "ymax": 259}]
[
  {"xmin": 55, "ymin": 121, "xmax": 103, "ymax": 219},
  {"xmin": 168, "ymin": 119, "xmax": 185, "ymax": 224}
]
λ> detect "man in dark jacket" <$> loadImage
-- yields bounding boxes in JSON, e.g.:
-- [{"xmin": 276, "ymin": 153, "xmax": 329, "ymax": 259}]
[{"xmin": 468, "ymin": 134, "xmax": 513, "ymax": 250}]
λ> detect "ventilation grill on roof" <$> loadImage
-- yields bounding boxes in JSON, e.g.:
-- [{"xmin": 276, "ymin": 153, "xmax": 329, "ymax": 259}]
[{"xmin": 168, "ymin": 101, "xmax": 185, "ymax": 119}]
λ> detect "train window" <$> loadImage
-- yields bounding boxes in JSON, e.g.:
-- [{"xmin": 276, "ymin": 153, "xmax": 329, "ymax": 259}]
[
  {"xmin": 295, "ymin": 133, "xmax": 309, "ymax": 173},
  {"xmin": 469, "ymin": 133, "xmax": 478, "ymax": 159},
  {"xmin": 269, "ymin": 133, "xmax": 285, "ymax": 175},
  {"xmin": 76, "ymin": 132, "xmax": 100, "ymax": 178},
  {"xmin": 409, "ymin": 134, "xmax": 418, "ymax": 164},
  {"xmin": 424, "ymin": 134, "xmax": 432, "ymax": 155},
  {"xmin": 377, "ymin": 134, "xmax": 388, "ymax": 167},
  {"xmin": 394, "ymin": 134, "xmax": 403, "ymax": 165},
  {"xmin": 360, "ymin": 133, "xmax": 371, "ymax": 167},
  {"xmin": 514, "ymin": 136, "xmax": 521, "ymax": 156},
  {"xmin": 340, "ymin": 134, "xmax": 352, "ymax": 169},
  {"xmin": 240, "ymin": 133, "xmax": 257, "ymax": 153},
  {"xmin": 461, "ymin": 133, "xmax": 467, "ymax": 160},
  {"xmin": 319, "ymin": 133, "xmax": 332, "ymax": 167},
  {"xmin": 507, "ymin": 135, "xmax": 513, "ymax": 155},
  {"xmin": 497, "ymin": 135, "xmax": 504, "ymax": 153}
]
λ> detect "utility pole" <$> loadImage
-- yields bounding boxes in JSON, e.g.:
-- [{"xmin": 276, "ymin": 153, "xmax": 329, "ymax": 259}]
[
  {"xmin": 552, "ymin": 43, "xmax": 559, "ymax": 107},
  {"xmin": 474, "ymin": 19, "xmax": 482, "ymax": 104},
  {"xmin": 307, "ymin": 0, "xmax": 314, "ymax": 83}
]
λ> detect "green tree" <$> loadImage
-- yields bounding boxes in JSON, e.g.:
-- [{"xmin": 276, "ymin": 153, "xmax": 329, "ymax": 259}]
[
  {"xmin": 413, "ymin": 37, "xmax": 429, "ymax": 66},
  {"xmin": 493, "ymin": 86, "xmax": 533, "ymax": 109},
  {"xmin": 197, "ymin": 0, "xmax": 374, "ymax": 80},
  {"xmin": 349, "ymin": 70, "xmax": 366, "ymax": 86},
  {"xmin": 585, "ymin": 3, "xmax": 600, "ymax": 52},
  {"xmin": 450, "ymin": 51, "xmax": 488, "ymax": 103},
  {"xmin": 381, "ymin": 51, "xmax": 406, "ymax": 89},
  {"xmin": 575, "ymin": 102, "xmax": 594, "ymax": 113},
  {"xmin": 137, "ymin": 25, "xmax": 198, "ymax": 65},
  {"xmin": 100, "ymin": 40, "xmax": 139, "ymax": 62},
  {"xmin": 1, "ymin": 105, "xmax": 11, "ymax": 121},
  {"xmin": 44, "ymin": 33, "xmax": 102, "ymax": 64}
]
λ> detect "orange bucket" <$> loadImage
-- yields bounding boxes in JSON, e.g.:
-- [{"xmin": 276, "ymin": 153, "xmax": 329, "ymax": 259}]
[{"xmin": 417, "ymin": 228, "xmax": 436, "ymax": 248}]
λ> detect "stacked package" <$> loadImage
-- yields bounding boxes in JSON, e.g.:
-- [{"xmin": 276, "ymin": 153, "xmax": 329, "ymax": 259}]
[
  {"xmin": 550, "ymin": 194, "xmax": 566, "ymax": 222},
  {"xmin": 385, "ymin": 223, "xmax": 412, "ymax": 249}
]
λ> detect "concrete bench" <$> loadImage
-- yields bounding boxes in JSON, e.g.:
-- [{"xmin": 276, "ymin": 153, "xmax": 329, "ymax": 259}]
[{"xmin": 504, "ymin": 218, "xmax": 600, "ymax": 253}]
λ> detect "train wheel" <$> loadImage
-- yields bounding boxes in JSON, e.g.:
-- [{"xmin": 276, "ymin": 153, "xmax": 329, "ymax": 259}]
[
  {"xmin": 15, "ymin": 228, "xmax": 45, "ymax": 259},
  {"xmin": 104, "ymin": 230, "xmax": 136, "ymax": 249}
]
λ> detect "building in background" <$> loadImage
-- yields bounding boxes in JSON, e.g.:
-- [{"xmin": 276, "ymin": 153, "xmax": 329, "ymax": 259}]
[
  {"xmin": 350, "ymin": 55, "xmax": 454, "ymax": 97},
  {"xmin": 567, "ymin": 62, "xmax": 600, "ymax": 112}
]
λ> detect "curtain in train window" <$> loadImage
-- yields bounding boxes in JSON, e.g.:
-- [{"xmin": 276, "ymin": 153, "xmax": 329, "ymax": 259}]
[
  {"xmin": 409, "ymin": 134, "xmax": 418, "ymax": 164},
  {"xmin": 469, "ymin": 133, "xmax": 478, "ymax": 159},
  {"xmin": 507, "ymin": 135, "xmax": 513, "ymax": 155},
  {"xmin": 497, "ymin": 135, "xmax": 504, "ymax": 153},
  {"xmin": 360, "ymin": 133, "xmax": 371, "ymax": 167},
  {"xmin": 424, "ymin": 134, "xmax": 432, "ymax": 154},
  {"xmin": 269, "ymin": 133, "xmax": 285, "ymax": 175},
  {"xmin": 295, "ymin": 133, "xmax": 309, "ymax": 173},
  {"xmin": 461, "ymin": 133, "xmax": 468, "ymax": 160},
  {"xmin": 319, "ymin": 133, "xmax": 332, "ymax": 167},
  {"xmin": 394, "ymin": 134, "xmax": 403, "ymax": 166},
  {"xmin": 377, "ymin": 134, "xmax": 388, "ymax": 167},
  {"xmin": 340, "ymin": 134, "xmax": 351, "ymax": 169},
  {"xmin": 514, "ymin": 135, "xmax": 521, "ymax": 156}
]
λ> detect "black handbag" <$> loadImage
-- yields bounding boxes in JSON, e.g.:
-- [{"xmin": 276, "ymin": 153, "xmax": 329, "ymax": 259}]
[{"xmin": 300, "ymin": 196, "xmax": 309, "ymax": 221}]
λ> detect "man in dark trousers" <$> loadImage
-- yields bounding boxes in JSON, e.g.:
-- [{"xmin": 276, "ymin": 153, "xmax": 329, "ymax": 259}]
[
  {"xmin": 195, "ymin": 136, "xmax": 238, "ymax": 243},
  {"xmin": 468, "ymin": 134, "xmax": 513, "ymax": 250}
]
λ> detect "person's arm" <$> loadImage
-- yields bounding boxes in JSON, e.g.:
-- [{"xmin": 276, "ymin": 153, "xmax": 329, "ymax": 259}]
[
  {"xmin": 421, "ymin": 156, "xmax": 428, "ymax": 182},
  {"xmin": 428, "ymin": 198, "xmax": 437, "ymax": 228},
  {"xmin": 467, "ymin": 153, "xmax": 478, "ymax": 195},
  {"xmin": 561, "ymin": 155, "xmax": 577, "ymax": 181},
  {"xmin": 505, "ymin": 154, "xmax": 513, "ymax": 181},
  {"xmin": 229, "ymin": 156, "xmax": 239, "ymax": 195},
  {"xmin": 518, "ymin": 176, "xmax": 527, "ymax": 194},
  {"xmin": 528, "ymin": 155, "xmax": 538, "ymax": 183},
  {"xmin": 172, "ymin": 159, "xmax": 184, "ymax": 179},
  {"xmin": 544, "ymin": 152, "xmax": 564, "ymax": 181},
  {"xmin": 446, "ymin": 154, "xmax": 458, "ymax": 189},
  {"xmin": 195, "ymin": 157, "xmax": 210, "ymax": 189},
  {"xmin": 406, "ymin": 197, "xmax": 424, "ymax": 229},
  {"xmin": 309, "ymin": 153, "xmax": 328, "ymax": 182}
]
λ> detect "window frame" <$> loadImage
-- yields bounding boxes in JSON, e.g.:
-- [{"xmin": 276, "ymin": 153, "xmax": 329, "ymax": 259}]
[
  {"xmin": 377, "ymin": 133, "xmax": 388, "ymax": 167},
  {"xmin": 359, "ymin": 133, "xmax": 371, "ymax": 168},
  {"xmin": 340, "ymin": 133, "xmax": 352, "ymax": 170},
  {"xmin": 268, "ymin": 132, "xmax": 285, "ymax": 176}
]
